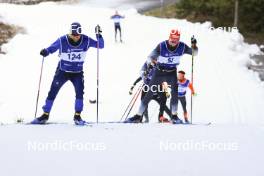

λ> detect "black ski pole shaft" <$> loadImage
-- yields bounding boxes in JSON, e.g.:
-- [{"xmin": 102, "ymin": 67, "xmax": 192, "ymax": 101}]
[
  {"xmin": 190, "ymin": 57, "xmax": 193, "ymax": 124},
  {"xmin": 96, "ymin": 31, "xmax": 100, "ymax": 124},
  {"xmin": 190, "ymin": 35, "xmax": 195, "ymax": 124},
  {"xmin": 34, "ymin": 56, "xmax": 45, "ymax": 118},
  {"xmin": 119, "ymin": 84, "xmax": 142, "ymax": 122},
  {"xmin": 124, "ymin": 85, "xmax": 143, "ymax": 121}
]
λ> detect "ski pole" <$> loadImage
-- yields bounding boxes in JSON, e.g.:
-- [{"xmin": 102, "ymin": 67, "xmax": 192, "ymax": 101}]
[
  {"xmin": 119, "ymin": 85, "xmax": 141, "ymax": 121},
  {"xmin": 190, "ymin": 35, "xmax": 195, "ymax": 124},
  {"xmin": 34, "ymin": 56, "xmax": 45, "ymax": 118},
  {"xmin": 96, "ymin": 26, "xmax": 100, "ymax": 124},
  {"xmin": 119, "ymin": 84, "xmax": 143, "ymax": 121},
  {"xmin": 124, "ymin": 85, "xmax": 143, "ymax": 121}
]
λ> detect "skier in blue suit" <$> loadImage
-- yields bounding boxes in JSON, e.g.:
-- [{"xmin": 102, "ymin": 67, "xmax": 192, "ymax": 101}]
[
  {"xmin": 111, "ymin": 10, "xmax": 125, "ymax": 42},
  {"xmin": 126, "ymin": 29, "xmax": 198, "ymax": 124},
  {"xmin": 31, "ymin": 22, "xmax": 104, "ymax": 125}
]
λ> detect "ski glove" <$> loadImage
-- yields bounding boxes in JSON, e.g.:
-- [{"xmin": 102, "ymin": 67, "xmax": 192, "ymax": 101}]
[
  {"xmin": 148, "ymin": 63, "xmax": 154, "ymax": 70},
  {"xmin": 129, "ymin": 85, "xmax": 134, "ymax": 95},
  {"xmin": 95, "ymin": 25, "xmax": 102, "ymax": 34},
  {"xmin": 191, "ymin": 36, "xmax": 197, "ymax": 49},
  {"xmin": 40, "ymin": 49, "xmax": 49, "ymax": 57},
  {"xmin": 191, "ymin": 36, "xmax": 197, "ymax": 45}
]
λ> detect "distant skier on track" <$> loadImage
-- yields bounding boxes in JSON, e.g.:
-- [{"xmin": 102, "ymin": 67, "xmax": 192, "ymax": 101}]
[
  {"xmin": 110, "ymin": 10, "xmax": 125, "ymax": 43},
  {"xmin": 125, "ymin": 29, "xmax": 198, "ymax": 124},
  {"xmin": 129, "ymin": 62, "xmax": 171, "ymax": 123},
  {"xmin": 31, "ymin": 22, "xmax": 104, "ymax": 125},
  {"xmin": 177, "ymin": 70, "xmax": 196, "ymax": 124}
]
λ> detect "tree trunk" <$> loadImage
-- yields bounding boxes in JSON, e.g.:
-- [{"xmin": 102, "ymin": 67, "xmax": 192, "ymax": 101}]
[{"xmin": 234, "ymin": 0, "xmax": 239, "ymax": 27}]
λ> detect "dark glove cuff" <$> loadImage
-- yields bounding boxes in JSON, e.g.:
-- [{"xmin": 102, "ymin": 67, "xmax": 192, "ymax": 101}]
[{"xmin": 96, "ymin": 34, "xmax": 102, "ymax": 38}]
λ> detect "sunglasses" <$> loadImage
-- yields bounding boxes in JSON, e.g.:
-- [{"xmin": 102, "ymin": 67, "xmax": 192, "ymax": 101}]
[
  {"xmin": 169, "ymin": 38, "xmax": 179, "ymax": 44},
  {"xmin": 71, "ymin": 34, "xmax": 81, "ymax": 37}
]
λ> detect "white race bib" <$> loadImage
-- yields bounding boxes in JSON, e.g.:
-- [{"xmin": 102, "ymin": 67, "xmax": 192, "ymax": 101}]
[
  {"xmin": 157, "ymin": 55, "xmax": 181, "ymax": 65},
  {"xmin": 60, "ymin": 51, "xmax": 86, "ymax": 63}
]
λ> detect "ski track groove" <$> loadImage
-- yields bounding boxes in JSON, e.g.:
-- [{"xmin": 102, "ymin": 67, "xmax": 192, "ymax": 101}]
[{"xmin": 213, "ymin": 55, "xmax": 238, "ymax": 123}]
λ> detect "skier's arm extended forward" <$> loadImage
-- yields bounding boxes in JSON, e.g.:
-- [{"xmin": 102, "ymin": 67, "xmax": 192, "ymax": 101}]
[
  {"xmin": 89, "ymin": 34, "xmax": 104, "ymax": 49},
  {"xmin": 184, "ymin": 44, "xmax": 198, "ymax": 56},
  {"xmin": 89, "ymin": 25, "xmax": 104, "ymax": 49},
  {"xmin": 129, "ymin": 77, "xmax": 142, "ymax": 95},
  {"xmin": 133, "ymin": 77, "xmax": 142, "ymax": 86},
  {"xmin": 129, "ymin": 61, "xmax": 152, "ymax": 95},
  {"xmin": 146, "ymin": 44, "xmax": 160, "ymax": 65},
  {"xmin": 184, "ymin": 36, "xmax": 198, "ymax": 56},
  {"xmin": 40, "ymin": 38, "xmax": 60, "ymax": 57}
]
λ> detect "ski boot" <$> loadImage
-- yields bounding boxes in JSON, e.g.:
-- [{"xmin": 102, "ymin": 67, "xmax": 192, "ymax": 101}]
[
  {"xmin": 184, "ymin": 119, "xmax": 190, "ymax": 124},
  {"xmin": 31, "ymin": 112, "xmax": 49, "ymax": 124},
  {"xmin": 74, "ymin": 112, "xmax": 87, "ymax": 126},
  {"xmin": 158, "ymin": 116, "xmax": 170, "ymax": 123},
  {"xmin": 184, "ymin": 112, "xmax": 190, "ymax": 124},
  {"xmin": 171, "ymin": 114, "xmax": 183, "ymax": 124},
  {"xmin": 124, "ymin": 114, "xmax": 143, "ymax": 123}
]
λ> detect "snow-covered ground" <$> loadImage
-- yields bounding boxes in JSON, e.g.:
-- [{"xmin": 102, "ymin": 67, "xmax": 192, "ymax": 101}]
[
  {"xmin": 1, "ymin": 123, "xmax": 264, "ymax": 176},
  {"xmin": 0, "ymin": 2, "xmax": 264, "ymax": 176}
]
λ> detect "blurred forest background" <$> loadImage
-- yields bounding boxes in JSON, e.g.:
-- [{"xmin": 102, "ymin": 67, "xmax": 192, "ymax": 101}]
[{"xmin": 145, "ymin": 0, "xmax": 264, "ymax": 45}]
